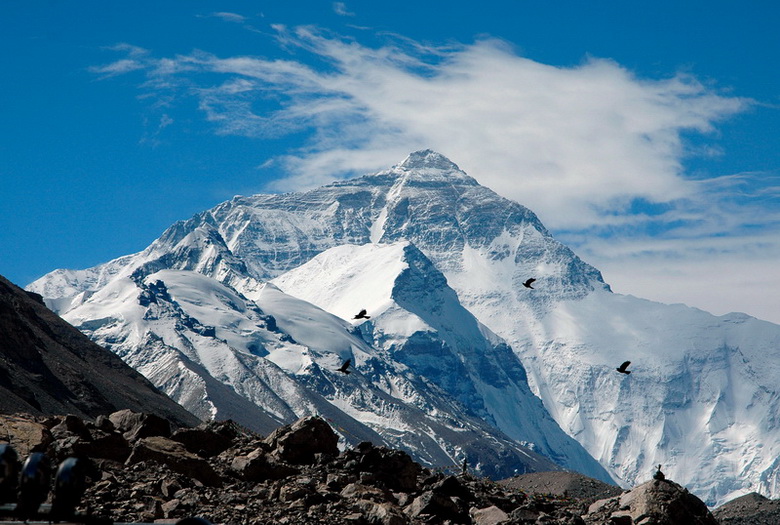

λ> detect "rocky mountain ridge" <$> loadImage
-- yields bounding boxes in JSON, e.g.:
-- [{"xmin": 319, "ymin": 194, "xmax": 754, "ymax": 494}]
[{"xmin": 0, "ymin": 274, "xmax": 198, "ymax": 427}]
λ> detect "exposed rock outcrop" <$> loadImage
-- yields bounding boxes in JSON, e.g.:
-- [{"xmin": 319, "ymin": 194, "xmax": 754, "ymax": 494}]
[
  {"xmin": 0, "ymin": 274, "xmax": 200, "ymax": 427},
  {"xmin": 583, "ymin": 478, "xmax": 718, "ymax": 524}
]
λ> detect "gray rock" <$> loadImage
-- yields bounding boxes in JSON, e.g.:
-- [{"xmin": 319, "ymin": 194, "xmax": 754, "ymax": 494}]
[
  {"xmin": 126, "ymin": 436, "xmax": 220, "ymax": 486},
  {"xmin": 171, "ymin": 424, "xmax": 234, "ymax": 457},
  {"xmin": 470, "ymin": 504, "xmax": 510, "ymax": 525},
  {"xmin": 264, "ymin": 416, "xmax": 338, "ymax": 465},
  {"xmin": 583, "ymin": 479, "xmax": 718, "ymax": 525},
  {"xmin": 230, "ymin": 447, "xmax": 299, "ymax": 481},
  {"xmin": 405, "ymin": 490, "xmax": 463, "ymax": 521},
  {"xmin": 109, "ymin": 409, "xmax": 171, "ymax": 441}
]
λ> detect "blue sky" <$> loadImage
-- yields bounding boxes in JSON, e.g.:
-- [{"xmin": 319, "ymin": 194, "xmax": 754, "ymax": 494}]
[{"xmin": 1, "ymin": 1, "xmax": 778, "ymax": 323}]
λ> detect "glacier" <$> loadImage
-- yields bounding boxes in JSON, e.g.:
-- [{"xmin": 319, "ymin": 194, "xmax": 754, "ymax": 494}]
[{"xmin": 29, "ymin": 149, "xmax": 780, "ymax": 505}]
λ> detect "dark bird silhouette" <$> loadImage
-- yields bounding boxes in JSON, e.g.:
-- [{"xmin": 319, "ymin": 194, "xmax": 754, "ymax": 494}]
[
  {"xmin": 338, "ymin": 359, "xmax": 351, "ymax": 375},
  {"xmin": 616, "ymin": 361, "xmax": 632, "ymax": 374},
  {"xmin": 522, "ymin": 278, "xmax": 536, "ymax": 289},
  {"xmin": 353, "ymin": 309, "xmax": 371, "ymax": 320}
]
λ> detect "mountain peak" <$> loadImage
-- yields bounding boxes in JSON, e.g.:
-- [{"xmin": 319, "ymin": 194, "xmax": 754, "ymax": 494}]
[{"xmin": 398, "ymin": 150, "xmax": 461, "ymax": 171}]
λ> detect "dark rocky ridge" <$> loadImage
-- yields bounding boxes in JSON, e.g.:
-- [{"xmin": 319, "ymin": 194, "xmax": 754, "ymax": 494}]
[
  {"xmin": 713, "ymin": 492, "xmax": 780, "ymax": 524},
  {"xmin": 0, "ymin": 411, "xmax": 741, "ymax": 525},
  {"xmin": 0, "ymin": 274, "xmax": 199, "ymax": 427}
]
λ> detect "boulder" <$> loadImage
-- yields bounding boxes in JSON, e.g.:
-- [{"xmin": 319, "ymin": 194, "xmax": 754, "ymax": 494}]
[
  {"xmin": 109, "ymin": 410, "xmax": 171, "ymax": 442},
  {"xmin": 171, "ymin": 424, "xmax": 234, "ymax": 457},
  {"xmin": 470, "ymin": 505, "xmax": 510, "ymax": 525},
  {"xmin": 349, "ymin": 441, "xmax": 421, "ymax": 492},
  {"xmin": 0, "ymin": 415, "xmax": 52, "ymax": 457},
  {"xmin": 340, "ymin": 482, "xmax": 394, "ymax": 503},
  {"xmin": 356, "ymin": 500, "xmax": 406, "ymax": 525},
  {"xmin": 229, "ymin": 447, "xmax": 299, "ymax": 481},
  {"xmin": 584, "ymin": 478, "xmax": 718, "ymax": 525},
  {"xmin": 73, "ymin": 430, "xmax": 131, "ymax": 462},
  {"xmin": 126, "ymin": 436, "xmax": 220, "ymax": 486},
  {"xmin": 50, "ymin": 414, "xmax": 92, "ymax": 440},
  {"xmin": 405, "ymin": 490, "xmax": 464, "ymax": 522},
  {"xmin": 264, "ymin": 416, "xmax": 338, "ymax": 465}
]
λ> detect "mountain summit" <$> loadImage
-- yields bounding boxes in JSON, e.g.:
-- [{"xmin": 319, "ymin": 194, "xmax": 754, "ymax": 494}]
[
  {"xmin": 30, "ymin": 151, "xmax": 780, "ymax": 505},
  {"xmin": 400, "ymin": 149, "xmax": 458, "ymax": 169}
]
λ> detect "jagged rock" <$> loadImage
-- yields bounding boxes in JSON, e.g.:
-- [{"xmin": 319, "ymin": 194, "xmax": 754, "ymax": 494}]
[
  {"xmin": 356, "ymin": 499, "xmax": 406, "ymax": 525},
  {"xmin": 347, "ymin": 441, "xmax": 421, "ymax": 492},
  {"xmin": 230, "ymin": 447, "xmax": 299, "ymax": 481},
  {"xmin": 109, "ymin": 410, "xmax": 171, "ymax": 441},
  {"xmin": 584, "ymin": 478, "xmax": 718, "ymax": 525},
  {"xmin": 405, "ymin": 490, "xmax": 464, "ymax": 521},
  {"xmin": 0, "ymin": 415, "xmax": 52, "ymax": 457},
  {"xmin": 278, "ymin": 483, "xmax": 312, "ymax": 503},
  {"xmin": 264, "ymin": 416, "xmax": 338, "ymax": 465},
  {"xmin": 126, "ymin": 436, "xmax": 220, "ymax": 486},
  {"xmin": 171, "ymin": 422, "xmax": 236, "ymax": 457},
  {"xmin": 340, "ymin": 482, "xmax": 394, "ymax": 503},
  {"xmin": 50, "ymin": 414, "xmax": 92, "ymax": 440},
  {"xmin": 470, "ymin": 505, "xmax": 510, "ymax": 525},
  {"xmin": 73, "ymin": 430, "xmax": 131, "ymax": 462},
  {"xmin": 94, "ymin": 415, "xmax": 115, "ymax": 432},
  {"xmin": 433, "ymin": 475, "xmax": 471, "ymax": 501}
]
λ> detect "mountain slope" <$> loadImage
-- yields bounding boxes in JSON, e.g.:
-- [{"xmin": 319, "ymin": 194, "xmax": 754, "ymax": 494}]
[
  {"xmin": 270, "ymin": 241, "xmax": 610, "ymax": 481},
  {"xmin": 29, "ymin": 149, "xmax": 780, "ymax": 505},
  {"xmin": 0, "ymin": 274, "xmax": 199, "ymax": 426},
  {"xmin": 56, "ymin": 266, "xmax": 560, "ymax": 478}
]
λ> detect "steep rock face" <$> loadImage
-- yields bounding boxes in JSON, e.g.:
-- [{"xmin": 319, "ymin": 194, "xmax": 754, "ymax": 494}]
[
  {"xmin": 28, "ymin": 150, "xmax": 780, "ymax": 505},
  {"xmin": 0, "ymin": 274, "xmax": 199, "ymax": 427}
]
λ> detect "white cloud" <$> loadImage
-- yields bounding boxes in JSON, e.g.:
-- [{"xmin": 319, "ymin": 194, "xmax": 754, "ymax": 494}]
[
  {"xmin": 207, "ymin": 12, "xmax": 247, "ymax": 24},
  {"xmin": 333, "ymin": 2, "xmax": 355, "ymax": 16},
  {"xmin": 89, "ymin": 58, "xmax": 145, "ymax": 77},
  {"xmin": 93, "ymin": 27, "xmax": 780, "ymax": 323},
  {"xmin": 577, "ymin": 231, "xmax": 780, "ymax": 323},
  {"xmin": 112, "ymin": 27, "xmax": 747, "ymax": 228}
]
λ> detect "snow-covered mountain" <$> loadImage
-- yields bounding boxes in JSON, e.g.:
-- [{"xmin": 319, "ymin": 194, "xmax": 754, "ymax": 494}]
[
  {"xmin": 61, "ymin": 263, "xmax": 568, "ymax": 478},
  {"xmin": 270, "ymin": 241, "xmax": 605, "ymax": 478},
  {"xmin": 30, "ymin": 150, "xmax": 780, "ymax": 505}
]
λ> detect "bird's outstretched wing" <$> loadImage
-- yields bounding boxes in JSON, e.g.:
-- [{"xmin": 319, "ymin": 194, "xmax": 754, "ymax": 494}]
[
  {"xmin": 523, "ymin": 278, "xmax": 536, "ymax": 289},
  {"xmin": 353, "ymin": 309, "xmax": 370, "ymax": 319},
  {"xmin": 338, "ymin": 359, "xmax": 351, "ymax": 374},
  {"xmin": 617, "ymin": 361, "xmax": 631, "ymax": 373}
]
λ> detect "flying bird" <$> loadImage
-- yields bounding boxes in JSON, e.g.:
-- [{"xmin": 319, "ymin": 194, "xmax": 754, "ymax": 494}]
[
  {"xmin": 338, "ymin": 359, "xmax": 351, "ymax": 375},
  {"xmin": 616, "ymin": 361, "xmax": 632, "ymax": 374},
  {"xmin": 522, "ymin": 278, "xmax": 536, "ymax": 289},
  {"xmin": 353, "ymin": 309, "xmax": 371, "ymax": 319}
]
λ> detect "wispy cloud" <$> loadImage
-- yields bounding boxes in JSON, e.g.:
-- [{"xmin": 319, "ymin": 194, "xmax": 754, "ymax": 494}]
[
  {"xmin": 204, "ymin": 12, "xmax": 247, "ymax": 24},
  {"xmin": 89, "ymin": 58, "xmax": 145, "ymax": 77},
  {"xmin": 333, "ymin": 3, "xmax": 355, "ymax": 17},
  {"xmin": 92, "ymin": 26, "xmax": 780, "ymax": 322}
]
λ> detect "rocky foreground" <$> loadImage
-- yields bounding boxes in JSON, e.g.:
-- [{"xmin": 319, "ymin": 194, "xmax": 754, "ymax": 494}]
[{"xmin": 0, "ymin": 412, "xmax": 774, "ymax": 524}]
